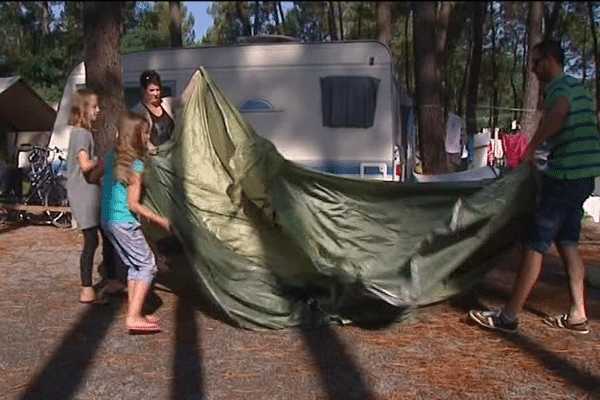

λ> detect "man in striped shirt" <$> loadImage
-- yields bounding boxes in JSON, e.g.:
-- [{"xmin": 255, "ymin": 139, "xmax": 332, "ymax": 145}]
[{"xmin": 469, "ymin": 39, "xmax": 600, "ymax": 334}]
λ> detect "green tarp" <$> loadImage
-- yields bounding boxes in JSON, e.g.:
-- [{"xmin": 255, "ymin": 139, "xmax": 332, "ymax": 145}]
[{"xmin": 141, "ymin": 67, "xmax": 539, "ymax": 330}]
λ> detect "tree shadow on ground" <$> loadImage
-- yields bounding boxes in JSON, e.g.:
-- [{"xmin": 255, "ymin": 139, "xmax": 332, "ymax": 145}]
[
  {"xmin": 171, "ymin": 296, "xmax": 204, "ymax": 400},
  {"xmin": 19, "ymin": 297, "xmax": 124, "ymax": 400},
  {"xmin": 450, "ymin": 271, "xmax": 600, "ymax": 398},
  {"xmin": 0, "ymin": 220, "xmax": 28, "ymax": 235},
  {"xmin": 154, "ymin": 250, "xmax": 241, "ymax": 329},
  {"xmin": 297, "ymin": 310, "xmax": 378, "ymax": 400}
]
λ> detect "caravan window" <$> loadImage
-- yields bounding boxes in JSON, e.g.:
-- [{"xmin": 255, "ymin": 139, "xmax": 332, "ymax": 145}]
[
  {"xmin": 239, "ymin": 99, "xmax": 275, "ymax": 113},
  {"xmin": 320, "ymin": 76, "xmax": 380, "ymax": 128},
  {"xmin": 123, "ymin": 81, "xmax": 175, "ymax": 109}
]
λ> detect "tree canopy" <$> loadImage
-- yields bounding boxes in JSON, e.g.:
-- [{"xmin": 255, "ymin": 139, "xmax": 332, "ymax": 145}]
[{"xmin": 0, "ymin": 1, "xmax": 598, "ymax": 156}]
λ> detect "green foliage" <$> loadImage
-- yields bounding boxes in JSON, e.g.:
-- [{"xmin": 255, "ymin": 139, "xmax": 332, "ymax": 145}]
[
  {"xmin": 0, "ymin": 0, "xmax": 598, "ymax": 138},
  {"xmin": 203, "ymin": 2, "xmax": 246, "ymax": 45},
  {"xmin": 344, "ymin": 2, "xmax": 378, "ymax": 40},
  {"xmin": 283, "ymin": 2, "xmax": 326, "ymax": 42},
  {"xmin": 0, "ymin": 2, "xmax": 83, "ymax": 104},
  {"xmin": 121, "ymin": 1, "xmax": 196, "ymax": 52},
  {"xmin": 203, "ymin": 1, "xmax": 302, "ymax": 44}
]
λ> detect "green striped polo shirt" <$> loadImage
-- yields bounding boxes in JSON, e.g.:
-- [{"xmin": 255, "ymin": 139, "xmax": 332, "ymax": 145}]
[{"xmin": 544, "ymin": 73, "xmax": 600, "ymax": 180}]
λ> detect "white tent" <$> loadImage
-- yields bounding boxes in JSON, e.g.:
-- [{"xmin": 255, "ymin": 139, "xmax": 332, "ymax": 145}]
[
  {"xmin": 0, "ymin": 76, "xmax": 57, "ymax": 166},
  {"xmin": 0, "ymin": 76, "xmax": 56, "ymax": 134}
]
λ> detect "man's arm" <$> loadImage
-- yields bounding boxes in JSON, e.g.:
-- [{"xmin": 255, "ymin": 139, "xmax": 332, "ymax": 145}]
[{"xmin": 526, "ymin": 95, "xmax": 570, "ymax": 162}]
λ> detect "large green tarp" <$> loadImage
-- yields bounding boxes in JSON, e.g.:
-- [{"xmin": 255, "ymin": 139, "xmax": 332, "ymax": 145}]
[{"xmin": 141, "ymin": 68, "xmax": 539, "ymax": 330}]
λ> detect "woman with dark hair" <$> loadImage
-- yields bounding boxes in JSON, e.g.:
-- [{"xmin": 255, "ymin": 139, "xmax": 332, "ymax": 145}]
[{"xmin": 131, "ymin": 69, "xmax": 199, "ymax": 152}]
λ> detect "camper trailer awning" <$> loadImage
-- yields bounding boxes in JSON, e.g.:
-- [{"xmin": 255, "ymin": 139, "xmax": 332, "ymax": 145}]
[{"xmin": 0, "ymin": 76, "xmax": 56, "ymax": 134}]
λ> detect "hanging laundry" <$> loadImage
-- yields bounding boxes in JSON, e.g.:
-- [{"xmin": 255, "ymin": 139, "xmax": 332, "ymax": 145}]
[{"xmin": 502, "ymin": 133, "xmax": 528, "ymax": 168}]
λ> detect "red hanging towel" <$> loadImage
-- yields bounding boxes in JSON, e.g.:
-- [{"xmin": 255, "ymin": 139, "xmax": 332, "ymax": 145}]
[{"xmin": 501, "ymin": 133, "xmax": 528, "ymax": 167}]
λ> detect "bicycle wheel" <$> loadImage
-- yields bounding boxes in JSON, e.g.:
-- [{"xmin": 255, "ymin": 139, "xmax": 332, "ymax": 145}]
[{"xmin": 44, "ymin": 182, "xmax": 71, "ymax": 228}]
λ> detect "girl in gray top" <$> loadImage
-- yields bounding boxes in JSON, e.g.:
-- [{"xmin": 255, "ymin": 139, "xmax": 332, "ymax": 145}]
[{"xmin": 66, "ymin": 89, "xmax": 117, "ymax": 304}]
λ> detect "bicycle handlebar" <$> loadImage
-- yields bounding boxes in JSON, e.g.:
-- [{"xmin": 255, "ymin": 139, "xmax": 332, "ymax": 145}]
[{"xmin": 19, "ymin": 144, "xmax": 62, "ymax": 153}]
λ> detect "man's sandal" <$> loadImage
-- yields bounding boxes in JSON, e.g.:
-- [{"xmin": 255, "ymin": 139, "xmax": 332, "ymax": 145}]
[{"xmin": 542, "ymin": 314, "xmax": 590, "ymax": 334}]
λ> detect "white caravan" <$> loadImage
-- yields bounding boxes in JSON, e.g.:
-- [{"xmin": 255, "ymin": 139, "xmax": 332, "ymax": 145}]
[{"xmin": 49, "ymin": 39, "xmax": 415, "ymax": 181}]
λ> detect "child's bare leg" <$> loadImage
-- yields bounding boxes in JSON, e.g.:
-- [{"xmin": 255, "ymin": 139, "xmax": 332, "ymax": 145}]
[
  {"xmin": 126, "ymin": 279, "xmax": 154, "ymax": 328},
  {"xmin": 127, "ymin": 278, "xmax": 133, "ymax": 308}
]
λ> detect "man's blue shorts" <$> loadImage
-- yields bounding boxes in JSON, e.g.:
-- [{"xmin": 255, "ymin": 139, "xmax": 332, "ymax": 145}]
[{"xmin": 522, "ymin": 174, "xmax": 594, "ymax": 254}]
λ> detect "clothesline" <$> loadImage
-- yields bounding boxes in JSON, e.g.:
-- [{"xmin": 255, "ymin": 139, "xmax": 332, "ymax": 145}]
[{"xmin": 476, "ymin": 105, "xmax": 539, "ymax": 113}]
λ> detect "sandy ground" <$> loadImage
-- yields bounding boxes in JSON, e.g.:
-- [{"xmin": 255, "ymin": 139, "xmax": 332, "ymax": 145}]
[{"xmin": 1, "ymin": 221, "xmax": 600, "ymax": 400}]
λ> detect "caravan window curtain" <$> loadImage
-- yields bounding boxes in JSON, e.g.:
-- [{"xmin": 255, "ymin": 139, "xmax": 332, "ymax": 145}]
[{"xmin": 320, "ymin": 76, "xmax": 380, "ymax": 128}]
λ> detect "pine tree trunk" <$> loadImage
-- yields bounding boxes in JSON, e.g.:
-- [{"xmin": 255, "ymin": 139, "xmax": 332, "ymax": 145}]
[
  {"xmin": 413, "ymin": 1, "xmax": 447, "ymax": 174},
  {"xmin": 338, "ymin": 2, "xmax": 344, "ymax": 40},
  {"xmin": 583, "ymin": 27, "xmax": 588, "ymax": 85},
  {"xmin": 378, "ymin": 2, "xmax": 392, "ymax": 48},
  {"xmin": 42, "ymin": 1, "xmax": 50, "ymax": 37},
  {"xmin": 521, "ymin": 1, "xmax": 544, "ymax": 140},
  {"xmin": 253, "ymin": 1, "xmax": 261, "ymax": 36},
  {"xmin": 277, "ymin": 1, "xmax": 285, "ymax": 26},
  {"xmin": 490, "ymin": 3, "xmax": 499, "ymax": 129},
  {"xmin": 511, "ymin": 30, "xmax": 521, "ymax": 121},
  {"xmin": 466, "ymin": 2, "xmax": 485, "ymax": 139},
  {"xmin": 235, "ymin": 3, "xmax": 252, "ymax": 37},
  {"xmin": 405, "ymin": 9, "xmax": 411, "ymax": 93},
  {"xmin": 83, "ymin": 1, "xmax": 125, "ymax": 156},
  {"xmin": 170, "ymin": 1, "xmax": 183, "ymax": 48},
  {"xmin": 357, "ymin": 2, "xmax": 363, "ymax": 38},
  {"xmin": 328, "ymin": 2, "xmax": 337, "ymax": 40},
  {"xmin": 272, "ymin": 1, "xmax": 280, "ymax": 33},
  {"xmin": 544, "ymin": 1, "xmax": 562, "ymax": 40},
  {"xmin": 436, "ymin": 1, "xmax": 452, "ymax": 104},
  {"xmin": 589, "ymin": 1, "xmax": 600, "ymax": 118},
  {"xmin": 457, "ymin": 35, "xmax": 472, "ymax": 117}
]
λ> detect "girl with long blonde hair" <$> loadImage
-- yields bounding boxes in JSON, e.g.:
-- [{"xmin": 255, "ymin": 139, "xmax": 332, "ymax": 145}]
[
  {"xmin": 101, "ymin": 111, "xmax": 170, "ymax": 334},
  {"xmin": 65, "ymin": 89, "xmax": 117, "ymax": 304}
]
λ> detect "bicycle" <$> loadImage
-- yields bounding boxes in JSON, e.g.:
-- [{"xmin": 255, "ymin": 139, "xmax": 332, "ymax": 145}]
[{"xmin": 0, "ymin": 144, "xmax": 71, "ymax": 228}]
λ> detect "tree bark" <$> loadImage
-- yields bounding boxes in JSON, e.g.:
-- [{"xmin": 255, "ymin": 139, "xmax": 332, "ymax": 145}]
[
  {"xmin": 405, "ymin": 8, "xmax": 411, "ymax": 93},
  {"xmin": 328, "ymin": 2, "xmax": 338, "ymax": 40},
  {"xmin": 338, "ymin": 2, "xmax": 344, "ymax": 41},
  {"xmin": 253, "ymin": 1, "xmax": 261, "ymax": 36},
  {"xmin": 272, "ymin": 1, "xmax": 280, "ymax": 32},
  {"xmin": 170, "ymin": 1, "xmax": 183, "ymax": 48},
  {"xmin": 277, "ymin": 1, "xmax": 285, "ymax": 25},
  {"xmin": 42, "ymin": 1, "xmax": 50, "ymax": 36},
  {"xmin": 521, "ymin": 1, "xmax": 544, "ymax": 140},
  {"xmin": 466, "ymin": 2, "xmax": 485, "ymax": 140},
  {"xmin": 490, "ymin": 2, "xmax": 499, "ymax": 129},
  {"xmin": 510, "ymin": 28, "xmax": 522, "ymax": 121},
  {"xmin": 235, "ymin": 2, "xmax": 252, "ymax": 37},
  {"xmin": 378, "ymin": 1, "xmax": 392, "ymax": 48},
  {"xmin": 413, "ymin": 1, "xmax": 447, "ymax": 174},
  {"xmin": 583, "ymin": 23, "xmax": 588, "ymax": 85},
  {"xmin": 589, "ymin": 1, "xmax": 600, "ymax": 118},
  {"xmin": 544, "ymin": 1, "xmax": 562, "ymax": 40},
  {"xmin": 457, "ymin": 34, "xmax": 472, "ymax": 117},
  {"xmin": 83, "ymin": 1, "xmax": 125, "ymax": 156},
  {"xmin": 357, "ymin": 2, "xmax": 363, "ymax": 38},
  {"xmin": 436, "ymin": 1, "xmax": 452, "ymax": 112}
]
